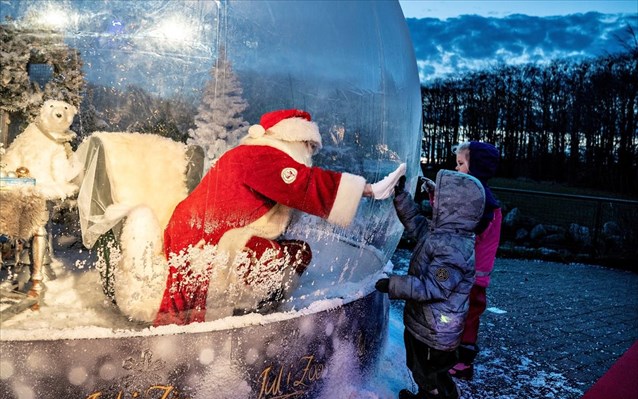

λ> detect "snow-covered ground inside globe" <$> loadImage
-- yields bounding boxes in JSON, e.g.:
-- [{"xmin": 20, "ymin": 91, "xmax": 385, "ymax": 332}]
[{"xmin": 1, "ymin": 241, "xmax": 602, "ymax": 399}]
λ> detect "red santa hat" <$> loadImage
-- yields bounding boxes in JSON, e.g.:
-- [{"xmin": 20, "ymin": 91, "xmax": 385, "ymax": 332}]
[{"xmin": 247, "ymin": 109, "xmax": 322, "ymax": 150}]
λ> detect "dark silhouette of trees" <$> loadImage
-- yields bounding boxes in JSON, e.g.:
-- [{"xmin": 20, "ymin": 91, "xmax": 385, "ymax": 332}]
[{"xmin": 421, "ymin": 48, "xmax": 638, "ymax": 195}]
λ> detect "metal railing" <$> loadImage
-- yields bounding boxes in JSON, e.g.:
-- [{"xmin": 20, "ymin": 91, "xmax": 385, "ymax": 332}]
[{"xmin": 492, "ymin": 187, "xmax": 638, "ymax": 262}]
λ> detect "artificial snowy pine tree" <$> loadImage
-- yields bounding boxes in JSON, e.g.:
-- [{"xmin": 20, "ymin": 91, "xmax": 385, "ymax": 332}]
[
  {"xmin": 0, "ymin": 23, "xmax": 85, "ymax": 145},
  {"xmin": 188, "ymin": 47, "xmax": 249, "ymax": 169},
  {"xmin": 0, "ymin": 24, "xmax": 32, "ymax": 114}
]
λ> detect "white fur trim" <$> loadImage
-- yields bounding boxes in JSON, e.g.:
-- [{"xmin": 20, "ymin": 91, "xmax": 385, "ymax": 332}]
[
  {"xmin": 267, "ymin": 118, "xmax": 322, "ymax": 149},
  {"xmin": 207, "ymin": 204, "xmax": 294, "ymax": 320},
  {"xmin": 114, "ymin": 205, "xmax": 167, "ymax": 322},
  {"xmin": 93, "ymin": 132, "xmax": 190, "ymax": 231},
  {"xmin": 239, "ymin": 136, "xmax": 314, "ymax": 166},
  {"xmin": 327, "ymin": 173, "xmax": 366, "ymax": 226},
  {"xmin": 248, "ymin": 124, "xmax": 265, "ymax": 138},
  {"xmin": 217, "ymin": 204, "xmax": 293, "ymax": 261}
]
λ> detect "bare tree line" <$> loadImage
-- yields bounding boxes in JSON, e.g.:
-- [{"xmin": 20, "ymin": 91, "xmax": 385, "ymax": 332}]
[{"xmin": 421, "ymin": 47, "xmax": 637, "ymax": 196}]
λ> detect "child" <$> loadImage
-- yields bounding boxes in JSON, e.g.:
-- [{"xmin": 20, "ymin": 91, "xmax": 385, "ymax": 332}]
[
  {"xmin": 449, "ymin": 141, "xmax": 501, "ymax": 380},
  {"xmin": 375, "ymin": 169, "xmax": 485, "ymax": 399}
]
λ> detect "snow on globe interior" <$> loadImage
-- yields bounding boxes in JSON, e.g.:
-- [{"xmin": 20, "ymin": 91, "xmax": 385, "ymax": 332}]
[{"xmin": 1, "ymin": 0, "xmax": 420, "ymax": 338}]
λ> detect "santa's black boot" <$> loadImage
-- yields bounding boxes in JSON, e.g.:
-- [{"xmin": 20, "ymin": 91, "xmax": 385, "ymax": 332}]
[{"xmin": 279, "ymin": 239, "xmax": 312, "ymax": 274}]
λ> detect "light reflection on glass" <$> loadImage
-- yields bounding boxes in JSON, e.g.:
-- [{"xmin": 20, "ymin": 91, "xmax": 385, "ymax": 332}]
[
  {"xmin": 147, "ymin": 16, "xmax": 197, "ymax": 47},
  {"xmin": 27, "ymin": 5, "xmax": 76, "ymax": 30}
]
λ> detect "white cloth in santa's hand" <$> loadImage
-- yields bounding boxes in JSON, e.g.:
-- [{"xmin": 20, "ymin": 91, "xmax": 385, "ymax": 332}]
[{"xmin": 371, "ymin": 163, "xmax": 407, "ymax": 200}]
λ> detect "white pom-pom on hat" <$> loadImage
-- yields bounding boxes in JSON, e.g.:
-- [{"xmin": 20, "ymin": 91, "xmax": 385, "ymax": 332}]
[{"xmin": 248, "ymin": 124, "xmax": 266, "ymax": 138}]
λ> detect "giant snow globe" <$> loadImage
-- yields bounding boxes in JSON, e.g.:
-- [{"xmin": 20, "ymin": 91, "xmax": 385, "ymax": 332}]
[{"xmin": 0, "ymin": 1, "xmax": 421, "ymax": 397}]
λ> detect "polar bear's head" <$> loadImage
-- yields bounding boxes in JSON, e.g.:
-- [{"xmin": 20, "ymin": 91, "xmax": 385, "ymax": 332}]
[{"xmin": 36, "ymin": 100, "xmax": 77, "ymax": 139}]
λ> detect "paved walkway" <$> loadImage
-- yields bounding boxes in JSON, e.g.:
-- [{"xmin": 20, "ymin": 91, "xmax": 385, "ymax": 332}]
[{"xmin": 389, "ymin": 249, "xmax": 638, "ymax": 399}]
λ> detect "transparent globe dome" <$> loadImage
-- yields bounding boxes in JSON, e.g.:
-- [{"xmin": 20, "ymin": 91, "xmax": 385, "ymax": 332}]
[
  {"xmin": 1, "ymin": 0, "xmax": 421, "ymax": 307},
  {"xmin": 1, "ymin": 0, "xmax": 420, "ymax": 315}
]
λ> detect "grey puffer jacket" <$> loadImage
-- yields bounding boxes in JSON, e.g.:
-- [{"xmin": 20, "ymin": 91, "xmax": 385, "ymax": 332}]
[{"xmin": 389, "ymin": 169, "xmax": 485, "ymax": 351}]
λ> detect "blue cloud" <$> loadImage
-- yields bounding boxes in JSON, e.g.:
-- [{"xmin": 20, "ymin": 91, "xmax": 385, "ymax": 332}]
[{"xmin": 406, "ymin": 12, "xmax": 638, "ymax": 83}]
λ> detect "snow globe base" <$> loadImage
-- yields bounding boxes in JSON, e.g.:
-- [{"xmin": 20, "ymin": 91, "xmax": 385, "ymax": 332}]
[{"xmin": 0, "ymin": 234, "xmax": 390, "ymax": 398}]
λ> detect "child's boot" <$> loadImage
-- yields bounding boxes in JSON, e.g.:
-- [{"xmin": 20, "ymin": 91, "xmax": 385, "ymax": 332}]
[
  {"xmin": 448, "ymin": 362, "xmax": 473, "ymax": 380},
  {"xmin": 399, "ymin": 386, "xmax": 459, "ymax": 399},
  {"xmin": 449, "ymin": 344, "xmax": 478, "ymax": 380},
  {"xmin": 439, "ymin": 377, "xmax": 461, "ymax": 399}
]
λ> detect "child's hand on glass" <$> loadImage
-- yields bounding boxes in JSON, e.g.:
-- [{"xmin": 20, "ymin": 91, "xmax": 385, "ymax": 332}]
[
  {"xmin": 375, "ymin": 278, "xmax": 390, "ymax": 293},
  {"xmin": 419, "ymin": 176, "xmax": 436, "ymax": 194}
]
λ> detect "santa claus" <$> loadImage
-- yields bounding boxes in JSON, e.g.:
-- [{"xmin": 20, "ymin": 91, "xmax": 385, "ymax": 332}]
[{"xmin": 154, "ymin": 109, "xmax": 405, "ymax": 326}]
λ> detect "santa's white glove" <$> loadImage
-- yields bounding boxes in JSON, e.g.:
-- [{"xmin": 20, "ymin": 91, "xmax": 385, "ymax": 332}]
[{"xmin": 371, "ymin": 163, "xmax": 407, "ymax": 200}]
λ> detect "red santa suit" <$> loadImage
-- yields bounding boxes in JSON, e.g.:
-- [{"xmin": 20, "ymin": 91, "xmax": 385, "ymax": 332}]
[{"xmin": 155, "ymin": 110, "xmax": 366, "ymax": 326}]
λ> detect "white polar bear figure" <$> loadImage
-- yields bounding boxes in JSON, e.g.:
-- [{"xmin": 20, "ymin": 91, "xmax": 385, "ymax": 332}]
[{"xmin": 4, "ymin": 100, "xmax": 82, "ymax": 199}]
